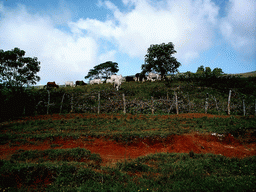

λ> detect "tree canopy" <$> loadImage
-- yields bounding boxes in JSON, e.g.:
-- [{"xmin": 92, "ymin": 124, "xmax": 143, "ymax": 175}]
[
  {"xmin": 0, "ymin": 47, "xmax": 40, "ymax": 88},
  {"xmin": 196, "ymin": 65, "xmax": 224, "ymax": 77},
  {"xmin": 85, "ymin": 61, "xmax": 119, "ymax": 80},
  {"xmin": 142, "ymin": 42, "xmax": 181, "ymax": 79}
]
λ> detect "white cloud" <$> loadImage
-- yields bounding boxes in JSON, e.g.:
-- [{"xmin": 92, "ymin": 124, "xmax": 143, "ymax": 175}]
[
  {"xmin": 70, "ymin": 0, "xmax": 219, "ymax": 64},
  {"xmin": 98, "ymin": 50, "xmax": 117, "ymax": 63},
  {"xmin": 220, "ymin": 0, "xmax": 256, "ymax": 60},
  {"xmin": 0, "ymin": 2, "xmax": 100, "ymax": 84}
]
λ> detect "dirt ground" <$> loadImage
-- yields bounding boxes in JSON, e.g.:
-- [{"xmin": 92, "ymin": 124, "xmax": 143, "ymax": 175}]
[{"xmin": 0, "ymin": 113, "xmax": 255, "ymax": 165}]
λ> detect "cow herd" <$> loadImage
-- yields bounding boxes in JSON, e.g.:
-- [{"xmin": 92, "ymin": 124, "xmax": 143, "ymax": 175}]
[{"xmin": 45, "ymin": 72, "xmax": 161, "ymax": 91}]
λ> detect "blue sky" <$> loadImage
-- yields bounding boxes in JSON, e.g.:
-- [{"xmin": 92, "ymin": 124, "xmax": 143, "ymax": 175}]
[{"xmin": 0, "ymin": 0, "xmax": 255, "ymax": 85}]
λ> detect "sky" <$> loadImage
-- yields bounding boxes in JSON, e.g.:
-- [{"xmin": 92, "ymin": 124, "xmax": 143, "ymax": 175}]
[{"xmin": 0, "ymin": 0, "xmax": 255, "ymax": 85}]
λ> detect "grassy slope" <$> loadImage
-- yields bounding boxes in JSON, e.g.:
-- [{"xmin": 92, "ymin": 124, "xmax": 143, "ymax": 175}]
[
  {"xmin": 1, "ymin": 114, "xmax": 256, "ymax": 191},
  {"xmin": 1, "ymin": 73, "xmax": 256, "ymax": 191}
]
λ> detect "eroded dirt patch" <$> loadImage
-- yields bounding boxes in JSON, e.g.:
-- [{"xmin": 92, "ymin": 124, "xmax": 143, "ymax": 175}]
[{"xmin": 1, "ymin": 134, "xmax": 255, "ymax": 165}]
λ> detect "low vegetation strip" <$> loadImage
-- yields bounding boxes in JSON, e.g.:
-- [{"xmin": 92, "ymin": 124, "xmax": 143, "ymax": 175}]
[
  {"xmin": 10, "ymin": 148, "xmax": 102, "ymax": 163},
  {"xmin": 1, "ymin": 113, "xmax": 255, "ymax": 144},
  {"xmin": 0, "ymin": 153, "xmax": 255, "ymax": 191}
]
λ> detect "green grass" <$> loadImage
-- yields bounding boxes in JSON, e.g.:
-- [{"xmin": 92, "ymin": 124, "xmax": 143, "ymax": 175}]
[
  {"xmin": 1, "ymin": 115, "xmax": 255, "ymax": 145},
  {"xmin": 10, "ymin": 148, "xmax": 102, "ymax": 163},
  {"xmin": 1, "ymin": 153, "xmax": 255, "ymax": 191},
  {"xmin": 21, "ymin": 78, "xmax": 256, "ymax": 116},
  {"xmin": 1, "ymin": 113, "xmax": 255, "ymax": 191}
]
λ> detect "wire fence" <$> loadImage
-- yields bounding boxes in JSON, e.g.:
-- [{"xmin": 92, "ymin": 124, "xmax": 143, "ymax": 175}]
[{"xmin": 35, "ymin": 89, "xmax": 256, "ymax": 116}]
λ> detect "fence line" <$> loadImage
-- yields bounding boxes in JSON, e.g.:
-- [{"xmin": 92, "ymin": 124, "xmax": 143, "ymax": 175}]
[{"xmin": 37, "ymin": 89, "xmax": 255, "ymax": 116}]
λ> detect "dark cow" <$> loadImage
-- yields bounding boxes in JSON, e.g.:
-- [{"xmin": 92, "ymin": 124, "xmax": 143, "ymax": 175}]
[
  {"xmin": 135, "ymin": 73, "xmax": 146, "ymax": 82},
  {"xmin": 44, "ymin": 81, "xmax": 59, "ymax": 89},
  {"xmin": 76, "ymin": 80, "xmax": 87, "ymax": 86},
  {"xmin": 125, "ymin": 76, "xmax": 135, "ymax": 82}
]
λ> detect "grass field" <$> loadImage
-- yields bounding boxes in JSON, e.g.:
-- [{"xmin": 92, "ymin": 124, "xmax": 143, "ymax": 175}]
[{"xmin": 0, "ymin": 113, "xmax": 255, "ymax": 191}]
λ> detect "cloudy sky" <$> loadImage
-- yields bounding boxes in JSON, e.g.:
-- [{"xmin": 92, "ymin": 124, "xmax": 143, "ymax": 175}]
[{"xmin": 0, "ymin": 0, "xmax": 255, "ymax": 85}]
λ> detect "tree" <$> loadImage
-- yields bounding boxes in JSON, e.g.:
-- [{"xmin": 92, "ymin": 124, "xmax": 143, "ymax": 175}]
[
  {"xmin": 212, "ymin": 67, "xmax": 224, "ymax": 77},
  {"xmin": 0, "ymin": 47, "xmax": 41, "ymax": 87},
  {"xmin": 142, "ymin": 42, "xmax": 181, "ymax": 80},
  {"xmin": 196, "ymin": 65, "xmax": 224, "ymax": 78},
  {"xmin": 84, "ymin": 61, "xmax": 119, "ymax": 81},
  {"xmin": 196, "ymin": 65, "xmax": 205, "ymax": 75},
  {"xmin": 205, "ymin": 67, "xmax": 212, "ymax": 77}
]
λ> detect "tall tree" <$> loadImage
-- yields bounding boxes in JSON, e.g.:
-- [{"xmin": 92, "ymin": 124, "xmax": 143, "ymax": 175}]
[
  {"xmin": 196, "ymin": 66, "xmax": 224, "ymax": 77},
  {"xmin": 205, "ymin": 67, "xmax": 212, "ymax": 77},
  {"xmin": 196, "ymin": 65, "xmax": 205, "ymax": 75},
  {"xmin": 85, "ymin": 61, "xmax": 119, "ymax": 80},
  {"xmin": 0, "ymin": 47, "xmax": 40, "ymax": 87},
  {"xmin": 142, "ymin": 42, "xmax": 181, "ymax": 79},
  {"xmin": 212, "ymin": 67, "xmax": 224, "ymax": 77}
]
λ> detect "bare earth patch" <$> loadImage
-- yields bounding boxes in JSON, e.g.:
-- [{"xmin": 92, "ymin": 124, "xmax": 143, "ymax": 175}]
[{"xmin": 1, "ymin": 113, "xmax": 255, "ymax": 165}]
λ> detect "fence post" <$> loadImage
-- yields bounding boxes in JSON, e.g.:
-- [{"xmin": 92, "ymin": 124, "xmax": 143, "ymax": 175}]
[
  {"xmin": 187, "ymin": 93, "xmax": 191, "ymax": 113},
  {"xmin": 60, "ymin": 93, "xmax": 65, "ymax": 114},
  {"xmin": 227, "ymin": 90, "xmax": 231, "ymax": 115},
  {"xmin": 123, "ymin": 93, "xmax": 126, "ymax": 114},
  {"xmin": 213, "ymin": 96, "xmax": 219, "ymax": 112},
  {"xmin": 175, "ymin": 91, "xmax": 179, "ymax": 115},
  {"xmin": 151, "ymin": 96, "xmax": 154, "ymax": 114},
  {"xmin": 243, "ymin": 99, "xmax": 246, "ymax": 116},
  {"xmin": 205, "ymin": 93, "xmax": 209, "ymax": 114},
  {"xmin": 47, "ymin": 90, "xmax": 50, "ymax": 115},
  {"xmin": 168, "ymin": 96, "xmax": 174, "ymax": 115},
  {"xmin": 167, "ymin": 92, "xmax": 169, "ymax": 100},
  {"xmin": 98, "ymin": 92, "xmax": 100, "ymax": 114}
]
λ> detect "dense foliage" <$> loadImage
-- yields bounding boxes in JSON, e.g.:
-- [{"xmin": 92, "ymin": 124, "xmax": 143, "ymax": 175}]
[
  {"xmin": 142, "ymin": 42, "xmax": 181, "ymax": 79},
  {"xmin": 0, "ymin": 47, "xmax": 40, "ymax": 87},
  {"xmin": 84, "ymin": 61, "xmax": 119, "ymax": 81}
]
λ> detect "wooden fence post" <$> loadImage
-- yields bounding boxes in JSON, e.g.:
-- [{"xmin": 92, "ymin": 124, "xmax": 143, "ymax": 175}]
[
  {"xmin": 213, "ymin": 96, "xmax": 219, "ymax": 112},
  {"xmin": 98, "ymin": 92, "xmax": 100, "ymax": 114},
  {"xmin": 123, "ymin": 93, "xmax": 126, "ymax": 114},
  {"xmin": 151, "ymin": 96, "xmax": 154, "ymax": 114},
  {"xmin": 175, "ymin": 92, "xmax": 179, "ymax": 115},
  {"xmin": 227, "ymin": 90, "xmax": 231, "ymax": 115},
  {"xmin": 168, "ymin": 96, "xmax": 174, "ymax": 115},
  {"xmin": 243, "ymin": 99, "xmax": 246, "ymax": 116},
  {"xmin": 60, "ymin": 93, "xmax": 65, "ymax": 114},
  {"xmin": 47, "ymin": 90, "xmax": 50, "ymax": 115},
  {"xmin": 205, "ymin": 93, "xmax": 209, "ymax": 114},
  {"xmin": 167, "ymin": 93, "xmax": 169, "ymax": 100},
  {"xmin": 187, "ymin": 93, "xmax": 191, "ymax": 113}
]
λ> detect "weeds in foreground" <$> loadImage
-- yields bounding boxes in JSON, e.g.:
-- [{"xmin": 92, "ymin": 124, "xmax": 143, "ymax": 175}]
[
  {"xmin": 1, "ymin": 153, "xmax": 255, "ymax": 191},
  {"xmin": 10, "ymin": 148, "xmax": 102, "ymax": 163}
]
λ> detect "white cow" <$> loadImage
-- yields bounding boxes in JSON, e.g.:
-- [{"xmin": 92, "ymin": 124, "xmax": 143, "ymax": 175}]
[
  {"xmin": 90, "ymin": 79, "xmax": 102, "ymax": 85},
  {"xmin": 106, "ymin": 79, "xmax": 113, "ymax": 84},
  {"xmin": 110, "ymin": 75, "xmax": 122, "ymax": 82},
  {"xmin": 111, "ymin": 74, "xmax": 122, "ymax": 90},
  {"xmin": 147, "ymin": 72, "xmax": 161, "ymax": 81},
  {"xmin": 113, "ymin": 77, "xmax": 122, "ymax": 91},
  {"xmin": 65, "ymin": 81, "xmax": 74, "ymax": 87}
]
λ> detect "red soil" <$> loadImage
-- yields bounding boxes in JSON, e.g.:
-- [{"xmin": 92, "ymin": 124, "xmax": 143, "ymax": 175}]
[
  {"xmin": 1, "ymin": 113, "xmax": 255, "ymax": 190},
  {"xmin": 1, "ymin": 113, "xmax": 255, "ymax": 164},
  {"xmin": 1, "ymin": 133, "xmax": 255, "ymax": 165}
]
